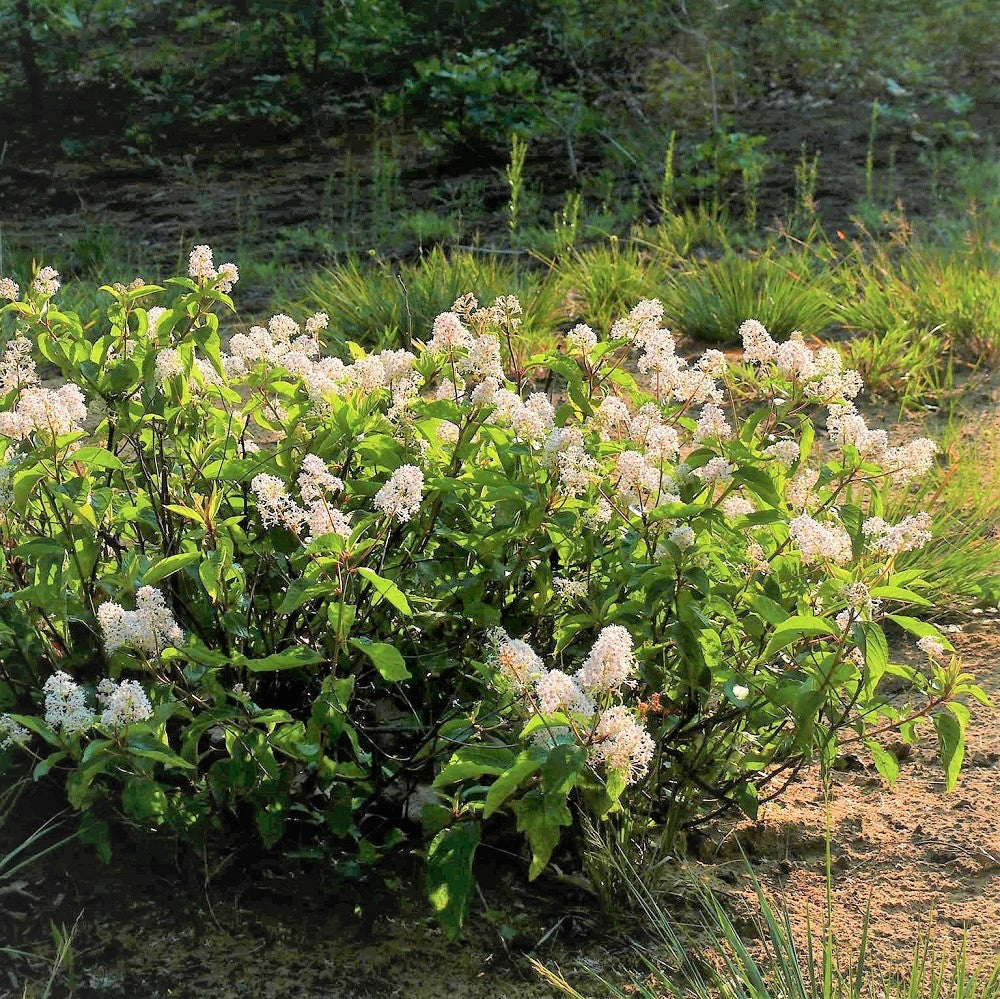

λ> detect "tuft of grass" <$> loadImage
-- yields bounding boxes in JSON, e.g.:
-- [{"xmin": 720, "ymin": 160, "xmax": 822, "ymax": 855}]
[
  {"xmin": 302, "ymin": 248, "xmax": 566, "ymax": 350},
  {"xmin": 840, "ymin": 324, "xmax": 955, "ymax": 407},
  {"xmin": 649, "ymin": 202, "xmax": 734, "ymax": 257},
  {"xmin": 555, "ymin": 238, "xmax": 669, "ymax": 332},
  {"xmin": 663, "ymin": 252, "xmax": 833, "ymax": 344}
]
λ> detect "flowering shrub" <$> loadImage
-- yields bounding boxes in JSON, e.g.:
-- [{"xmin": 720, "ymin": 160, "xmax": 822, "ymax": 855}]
[{"xmin": 0, "ymin": 254, "xmax": 983, "ymax": 933}]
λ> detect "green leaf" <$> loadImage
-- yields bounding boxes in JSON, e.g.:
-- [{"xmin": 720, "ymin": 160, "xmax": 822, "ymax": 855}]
[
  {"xmin": 513, "ymin": 788, "xmax": 573, "ymax": 880},
  {"xmin": 869, "ymin": 585, "xmax": 932, "ymax": 608},
  {"xmin": 33, "ymin": 751, "xmax": 67, "ymax": 780},
  {"xmin": 886, "ymin": 614, "xmax": 943, "ymax": 642},
  {"xmin": 763, "ymin": 615, "xmax": 836, "ymax": 659},
  {"xmin": 243, "ymin": 647, "xmax": 326, "ymax": 672},
  {"xmin": 433, "ymin": 745, "xmax": 516, "ymax": 787},
  {"xmin": 351, "ymin": 639, "xmax": 411, "ymax": 682},
  {"xmin": 482, "ymin": 747, "xmax": 547, "ymax": 819},
  {"xmin": 865, "ymin": 740, "xmax": 900, "ymax": 786},
  {"xmin": 143, "ymin": 551, "xmax": 201, "ymax": 586},
  {"xmin": 125, "ymin": 733, "xmax": 195, "ymax": 770},
  {"xmin": 68, "ymin": 446, "xmax": 124, "ymax": 471},
  {"xmin": 427, "ymin": 822, "xmax": 480, "ymax": 939},
  {"xmin": 77, "ymin": 812, "xmax": 112, "ymax": 864},
  {"xmin": 357, "ymin": 567, "xmax": 412, "ymax": 615},
  {"xmin": 933, "ymin": 710, "xmax": 965, "ymax": 792},
  {"xmin": 734, "ymin": 781, "xmax": 759, "ymax": 820},
  {"xmin": 858, "ymin": 622, "xmax": 889, "ymax": 686},
  {"xmin": 541, "ymin": 743, "xmax": 587, "ymax": 796}
]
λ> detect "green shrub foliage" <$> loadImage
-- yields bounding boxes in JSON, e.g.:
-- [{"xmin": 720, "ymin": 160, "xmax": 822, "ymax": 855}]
[{"xmin": 0, "ymin": 255, "xmax": 982, "ymax": 933}]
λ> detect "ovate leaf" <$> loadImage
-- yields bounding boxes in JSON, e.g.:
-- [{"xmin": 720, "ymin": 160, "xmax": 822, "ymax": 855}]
[
  {"xmin": 427, "ymin": 822, "xmax": 480, "ymax": 939},
  {"xmin": 932, "ymin": 710, "xmax": 965, "ymax": 793},
  {"xmin": 351, "ymin": 639, "xmax": 411, "ymax": 682}
]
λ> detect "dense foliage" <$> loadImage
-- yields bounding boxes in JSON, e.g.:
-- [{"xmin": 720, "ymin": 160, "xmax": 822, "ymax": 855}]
[{"xmin": 0, "ymin": 253, "xmax": 982, "ymax": 932}]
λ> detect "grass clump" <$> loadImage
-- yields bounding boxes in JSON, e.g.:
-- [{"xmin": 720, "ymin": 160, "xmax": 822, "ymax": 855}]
[
  {"xmin": 663, "ymin": 252, "xmax": 833, "ymax": 344},
  {"xmin": 554, "ymin": 238, "xmax": 669, "ymax": 332},
  {"xmin": 302, "ymin": 247, "xmax": 566, "ymax": 349}
]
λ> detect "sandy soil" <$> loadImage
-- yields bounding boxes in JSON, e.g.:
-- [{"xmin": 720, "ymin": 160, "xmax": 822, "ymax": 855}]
[{"xmin": 719, "ymin": 618, "xmax": 1000, "ymax": 972}]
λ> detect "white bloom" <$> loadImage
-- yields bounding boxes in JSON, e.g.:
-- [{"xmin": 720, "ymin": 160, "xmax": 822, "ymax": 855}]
[
  {"xmin": 721, "ymin": 495, "xmax": 755, "ymax": 518},
  {"xmin": 374, "ymin": 464, "xmax": 424, "ymax": 523},
  {"xmin": 0, "ymin": 277, "xmax": 20, "ymax": 302},
  {"xmin": 43, "ymin": 671, "xmax": 92, "ymax": 735},
  {"xmin": 305, "ymin": 312, "xmax": 329, "ymax": 335},
  {"xmin": 693, "ymin": 403, "xmax": 732, "ymax": 443},
  {"xmin": 732, "ymin": 684, "xmax": 750, "ymax": 701},
  {"xmin": 426, "ymin": 312, "xmax": 474, "ymax": 355},
  {"xmin": 694, "ymin": 456, "xmax": 734, "ymax": 486},
  {"xmin": 764, "ymin": 439, "xmax": 800, "ymax": 465},
  {"xmin": 216, "ymin": 261, "xmax": 239, "ymax": 293},
  {"xmin": 862, "ymin": 513, "xmax": 932, "ymax": 555},
  {"xmin": 589, "ymin": 706, "xmax": 654, "ymax": 783},
  {"xmin": 789, "ymin": 514, "xmax": 853, "ymax": 566},
  {"xmin": 32, "ymin": 266, "xmax": 60, "ymax": 297},
  {"xmin": 534, "ymin": 669, "xmax": 594, "ymax": 715},
  {"xmin": 493, "ymin": 635, "xmax": 544, "ymax": 691},
  {"xmin": 251, "ymin": 473, "xmax": 307, "ymax": 532},
  {"xmin": 98, "ymin": 586, "xmax": 184, "ymax": 656},
  {"xmin": 577, "ymin": 625, "xmax": 636, "ymax": 694},
  {"xmin": 0, "ymin": 714, "xmax": 30, "ymax": 749},
  {"xmin": 98, "ymin": 678, "xmax": 153, "ymax": 730},
  {"xmin": 188, "ymin": 245, "xmax": 217, "ymax": 281},
  {"xmin": 740, "ymin": 319, "xmax": 777, "ymax": 364},
  {"xmin": 297, "ymin": 454, "xmax": 344, "ymax": 506},
  {"xmin": 565, "ymin": 323, "xmax": 598, "ymax": 355},
  {"xmin": 668, "ymin": 524, "xmax": 696, "ymax": 550},
  {"xmin": 553, "ymin": 577, "xmax": 588, "ymax": 601},
  {"xmin": 0, "ymin": 383, "xmax": 87, "ymax": 440},
  {"xmin": 457, "ymin": 335, "xmax": 505, "ymax": 384},
  {"xmin": 917, "ymin": 635, "xmax": 946, "ymax": 659},
  {"xmin": 0, "ymin": 334, "xmax": 39, "ymax": 396}
]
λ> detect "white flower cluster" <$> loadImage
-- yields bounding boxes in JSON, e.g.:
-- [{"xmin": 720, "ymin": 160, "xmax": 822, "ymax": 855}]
[
  {"xmin": 742, "ymin": 321, "xmax": 863, "ymax": 402},
  {"xmin": 0, "ymin": 335, "xmax": 38, "ymax": 396},
  {"xmin": 789, "ymin": 514, "xmax": 853, "ymax": 566},
  {"xmin": 828, "ymin": 405, "xmax": 937, "ymax": 485},
  {"xmin": 490, "ymin": 633, "xmax": 545, "ymax": 691},
  {"xmin": 98, "ymin": 586, "xmax": 184, "ymax": 656},
  {"xmin": 0, "ymin": 277, "xmax": 19, "ymax": 302},
  {"xmin": 43, "ymin": 671, "xmax": 92, "ymax": 735},
  {"xmin": 187, "ymin": 245, "xmax": 239, "ymax": 292},
  {"xmin": 917, "ymin": 635, "xmax": 947, "ymax": 659},
  {"xmin": 0, "ymin": 383, "xmax": 87, "ymax": 440},
  {"xmin": 495, "ymin": 625, "xmax": 653, "ymax": 784},
  {"xmin": 97, "ymin": 678, "xmax": 153, "ymax": 730},
  {"xmin": 862, "ymin": 513, "xmax": 932, "ymax": 555},
  {"xmin": 0, "ymin": 714, "xmax": 29, "ymax": 749},
  {"xmin": 31, "ymin": 266, "xmax": 60, "ymax": 297},
  {"xmin": 576, "ymin": 625, "xmax": 637, "ymax": 693},
  {"xmin": 589, "ymin": 705, "xmax": 656, "ymax": 783},
  {"xmin": 374, "ymin": 464, "xmax": 424, "ymax": 523},
  {"xmin": 553, "ymin": 576, "xmax": 588, "ymax": 601},
  {"xmin": 252, "ymin": 454, "xmax": 352, "ymax": 541}
]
